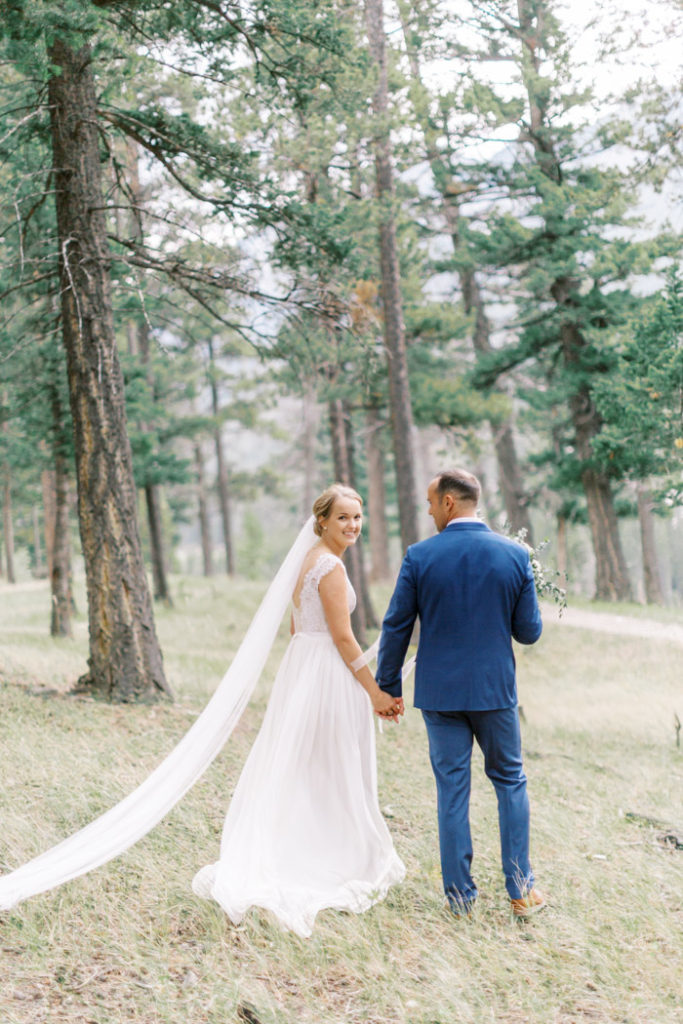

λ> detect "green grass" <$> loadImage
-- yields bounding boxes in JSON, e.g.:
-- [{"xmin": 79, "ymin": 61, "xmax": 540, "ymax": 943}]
[{"xmin": 0, "ymin": 576, "xmax": 681, "ymax": 1024}]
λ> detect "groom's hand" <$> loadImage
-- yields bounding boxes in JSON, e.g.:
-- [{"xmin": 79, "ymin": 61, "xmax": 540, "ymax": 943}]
[{"xmin": 377, "ymin": 697, "xmax": 404, "ymax": 723}]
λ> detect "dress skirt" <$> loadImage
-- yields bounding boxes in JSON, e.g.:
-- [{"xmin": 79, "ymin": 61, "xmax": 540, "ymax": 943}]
[{"xmin": 192, "ymin": 632, "xmax": 405, "ymax": 937}]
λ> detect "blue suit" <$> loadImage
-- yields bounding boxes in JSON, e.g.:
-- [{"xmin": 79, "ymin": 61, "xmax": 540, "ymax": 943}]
[{"xmin": 376, "ymin": 520, "xmax": 542, "ymax": 908}]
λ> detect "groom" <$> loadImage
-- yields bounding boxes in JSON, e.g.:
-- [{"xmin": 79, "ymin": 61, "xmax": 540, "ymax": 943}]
[{"xmin": 376, "ymin": 469, "xmax": 546, "ymax": 917}]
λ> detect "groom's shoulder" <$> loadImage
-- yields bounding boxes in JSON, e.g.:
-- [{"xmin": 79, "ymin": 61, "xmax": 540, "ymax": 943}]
[
  {"xmin": 404, "ymin": 531, "xmax": 458, "ymax": 568},
  {"xmin": 406, "ymin": 533, "xmax": 442, "ymax": 558}
]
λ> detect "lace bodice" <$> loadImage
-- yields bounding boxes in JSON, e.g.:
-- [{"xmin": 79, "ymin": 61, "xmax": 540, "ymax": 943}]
[{"xmin": 292, "ymin": 553, "xmax": 356, "ymax": 634}]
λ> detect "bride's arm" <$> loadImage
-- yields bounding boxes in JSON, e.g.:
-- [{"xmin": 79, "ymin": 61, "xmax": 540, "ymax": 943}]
[{"xmin": 319, "ymin": 566, "xmax": 402, "ymax": 720}]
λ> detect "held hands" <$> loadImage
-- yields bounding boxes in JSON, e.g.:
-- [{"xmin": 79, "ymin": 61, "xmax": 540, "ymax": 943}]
[{"xmin": 372, "ymin": 689, "xmax": 404, "ymax": 724}]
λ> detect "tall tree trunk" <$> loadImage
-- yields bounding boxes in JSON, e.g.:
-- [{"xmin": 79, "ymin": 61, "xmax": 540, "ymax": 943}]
[
  {"xmin": 42, "ymin": 466, "xmax": 56, "ymax": 581},
  {"xmin": 461, "ymin": 270, "xmax": 534, "ymax": 540},
  {"xmin": 51, "ymin": 446, "xmax": 73, "ymax": 637},
  {"xmin": 559, "ymin": 317, "xmax": 632, "ymax": 601},
  {"xmin": 144, "ymin": 484, "xmax": 172, "ymax": 605},
  {"xmin": 2, "ymin": 463, "xmax": 15, "ymax": 584},
  {"xmin": 47, "ymin": 377, "xmax": 75, "ymax": 635},
  {"xmin": 637, "ymin": 484, "xmax": 664, "ymax": 605},
  {"xmin": 124, "ymin": 143, "xmax": 172, "ymax": 606},
  {"xmin": 194, "ymin": 441, "xmax": 214, "ymax": 577},
  {"xmin": 207, "ymin": 338, "xmax": 235, "ymax": 575},
  {"xmin": 515, "ymin": 0, "xmax": 632, "ymax": 601},
  {"xmin": 32, "ymin": 506, "xmax": 42, "ymax": 577},
  {"xmin": 397, "ymin": 1, "xmax": 533, "ymax": 540},
  {"xmin": 328, "ymin": 399, "xmax": 378, "ymax": 643},
  {"xmin": 364, "ymin": 0, "xmax": 419, "ymax": 551},
  {"xmin": 365, "ymin": 407, "xmax": 391, "ymax": 580},
  {"xmin": 301, "ymin": 383, "xmax": 319, "ymax": 520},
  {"xmin": 47, "ymin": 39, "xmax": 171, "ymax": 701}
]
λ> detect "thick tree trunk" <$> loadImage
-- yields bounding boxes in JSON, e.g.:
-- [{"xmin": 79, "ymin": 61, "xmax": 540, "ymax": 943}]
[
  {"xmin": 637, "ymin": 484, "xmax": 664, "ymax": 604},
  {"xmin": 365, "ymin": 407, "xmax": 391, "ymax": 581},
  {"xmin": 194, "ymin": 442, "xmax": 214, "ymax": 577},
  {"xmin": 328, "ymin": 399, "xmax": 378, "ymax": 643},
  {"xmin": 364, "ymin": 0, "xmax": 419, "ymax": 551},
  {"xmin": 207, "ymin": 338, "xmax": 235, "ymax": 575},
  {"xmin": 558, "ymin": 316, "xmax": 632, "ymax": 601},
  {"xmin": 47, "ymin": 39, "xmax": 170, "ymax": 701},
  {"xmin": 579, "ymin": 467, "xmax": 631, "ymax": 600},
  {"xmin": 2, "ymin": 464, "xmax": 15, "ymax": 584}
]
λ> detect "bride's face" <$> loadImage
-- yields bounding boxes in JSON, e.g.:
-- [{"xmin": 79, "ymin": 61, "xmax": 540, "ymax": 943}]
[{"xmin": 321, "ymin": 496, "xmax": 363, "ymax": 549}]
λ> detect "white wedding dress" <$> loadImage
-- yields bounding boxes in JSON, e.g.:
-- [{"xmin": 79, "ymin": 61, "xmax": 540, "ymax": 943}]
[{"xmin": 192, "ymin": 552, "xmax": 405, "ymax": 937}]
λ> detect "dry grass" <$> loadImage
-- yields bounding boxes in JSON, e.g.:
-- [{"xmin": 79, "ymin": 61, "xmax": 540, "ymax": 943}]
[{"xmin": 0, "ymin": 576, "xmax": 681, "ymax": 1024}]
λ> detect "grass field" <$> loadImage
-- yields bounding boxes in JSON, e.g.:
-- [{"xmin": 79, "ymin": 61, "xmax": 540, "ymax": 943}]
[{"xmin": 0, "ymin": 575, "xmax": 681, "ymax": 1024}]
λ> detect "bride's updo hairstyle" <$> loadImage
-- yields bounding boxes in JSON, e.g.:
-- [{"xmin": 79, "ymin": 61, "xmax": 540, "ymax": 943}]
[{"xmin": 313, "ymin": 484, "xmax": 363, "ymax": 537}]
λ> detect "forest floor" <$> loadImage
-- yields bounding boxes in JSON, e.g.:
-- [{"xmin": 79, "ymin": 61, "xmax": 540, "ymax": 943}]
[{"xmin": 0, "ymin": 576, "xmax": 681, "ymax": 1024}]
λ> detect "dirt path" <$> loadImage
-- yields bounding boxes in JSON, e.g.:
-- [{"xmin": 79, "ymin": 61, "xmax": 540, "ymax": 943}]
[{"xmin": 545, "ymin": 603, "xmax": 683, "ymax": 646}]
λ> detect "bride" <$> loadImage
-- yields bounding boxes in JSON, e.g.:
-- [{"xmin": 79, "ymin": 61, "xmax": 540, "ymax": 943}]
[
  {"xmin": 193, "ymin": 484, "xmax": 405, "ymax": 936},
  {"xmin": 0, "ymin": 484, "xmax": 405, "ymax": 938}
]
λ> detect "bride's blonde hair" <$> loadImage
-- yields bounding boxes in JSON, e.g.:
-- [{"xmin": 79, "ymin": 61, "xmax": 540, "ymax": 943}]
[{"xmin": 312, "ymin": 484, "xmax": 363, "ymax": 537}]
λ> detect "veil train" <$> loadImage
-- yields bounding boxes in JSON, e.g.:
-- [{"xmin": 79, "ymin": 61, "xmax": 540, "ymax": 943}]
[{"xmin": 0, "ymin": 516, "xmax": 320, "ymax": 911}]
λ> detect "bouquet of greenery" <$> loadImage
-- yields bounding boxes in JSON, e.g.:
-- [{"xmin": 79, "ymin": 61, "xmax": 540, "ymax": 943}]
[{"xmin": 508, "ymin": 528, "xmax": 568, "ymax": 616}]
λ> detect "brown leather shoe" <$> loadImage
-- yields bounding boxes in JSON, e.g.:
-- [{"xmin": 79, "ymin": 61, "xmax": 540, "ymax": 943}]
[{"xmin": 510, "ymin": 889, "xmax": 547, "ymax": 918}]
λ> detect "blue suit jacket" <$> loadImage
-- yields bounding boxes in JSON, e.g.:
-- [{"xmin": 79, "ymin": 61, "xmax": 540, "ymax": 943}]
[{"xmin": 376, "ymin": 521, "xmax": 542, "ymax": 711}]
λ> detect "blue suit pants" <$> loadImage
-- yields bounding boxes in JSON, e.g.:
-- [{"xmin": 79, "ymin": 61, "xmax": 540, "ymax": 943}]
[{"xmin": 422, "ymin": 707, "xmax": 534, "ymax": 906}]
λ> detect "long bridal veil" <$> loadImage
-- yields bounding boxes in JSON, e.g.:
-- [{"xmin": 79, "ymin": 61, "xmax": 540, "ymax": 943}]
[{"xmin": 0, "ymin": 516, "xmax": 319, "ymax": 911}]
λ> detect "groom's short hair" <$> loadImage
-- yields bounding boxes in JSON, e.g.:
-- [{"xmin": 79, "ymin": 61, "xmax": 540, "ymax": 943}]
[{"xmin": 435, "ymin": 469, "xmax": 481, "ymax": 505}]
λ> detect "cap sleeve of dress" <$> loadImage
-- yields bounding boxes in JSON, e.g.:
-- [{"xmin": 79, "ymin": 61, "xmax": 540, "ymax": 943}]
[{"xmin": 308, "ymin": 552, "xmax": 344, "ymax": 590}]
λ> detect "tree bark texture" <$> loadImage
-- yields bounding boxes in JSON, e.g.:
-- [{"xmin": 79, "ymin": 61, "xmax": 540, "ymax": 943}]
[
  {"xmin": 365, "ymin": 407, "xmax": 391, "ymax": 580},
  {"xmin": 47, "ymin": 39, "xmax": 171, "ymax": 700},
  {"xmin": 364, "ymin": 0, "xmax": 419, "ymax": 551},
  {"xmin": 559, "ymin": 316, "xmax": 632, "ymax": 601},
  {"xmin": 328, "ymin": 399, "xmax": 378, "ymax": 642},
  {"xmin": 637, "ymin": 485, "xmax": 665, "ymax": 604},
  {"xmin": 194, "ymin": 441, "xmax": 214, "ymax": 577}
]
